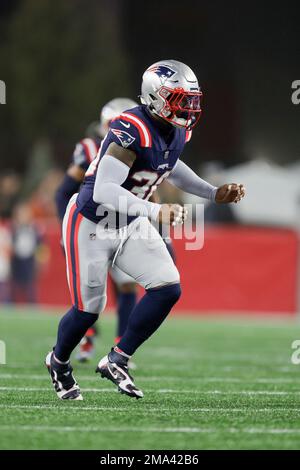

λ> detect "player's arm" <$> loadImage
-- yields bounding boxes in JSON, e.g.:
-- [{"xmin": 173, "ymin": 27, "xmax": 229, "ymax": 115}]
[
  {"xmin": 93, "ymin": 143, "xmax": 185, "ymax": 225},
  {"xmin": 93, "ymin": 143, "xmax": 160, "ymax": 220},
  {"xmin": 167, "ymin": 159, "xmax": 245, "ymax": 204},
  {"xmin": 55, "ymin": 165, "xmax": 84, "ymax": 221}
]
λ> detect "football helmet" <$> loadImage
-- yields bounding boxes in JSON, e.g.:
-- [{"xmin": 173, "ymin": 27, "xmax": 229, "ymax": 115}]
[
  {"xmin": 140, "ymin": 59, "xmax": 202, "ymax": 130},
  {"xmin": 100, "ymin": 97, "xmax": 138, "ymax": 137}
]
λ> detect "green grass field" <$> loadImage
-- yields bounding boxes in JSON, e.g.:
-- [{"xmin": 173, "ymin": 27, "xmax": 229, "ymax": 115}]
[{"xmin": 0, "ymin": 306, "xmax": 300, "ymax": 450}]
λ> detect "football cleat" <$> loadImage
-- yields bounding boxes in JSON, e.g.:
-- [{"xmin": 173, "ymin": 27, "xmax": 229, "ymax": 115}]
[
  {"xmin": 45, "ymin": 351, "xmax": 83, "ymax": 400},
  {"xmin": 95, "ymin": 353, "xmax": 143, "ymax": 399},
  {"xmin": 114, "ymin": 337, "xmax": 137, "ymax": 370}
]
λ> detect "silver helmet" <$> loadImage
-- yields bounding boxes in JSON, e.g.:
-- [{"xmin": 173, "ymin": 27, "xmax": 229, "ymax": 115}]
[
  {"xmin": 100, "ymin": 97, "xmax": 138, "ymax": 137},
  {"xmin": 140, "ymin": 59, "xmax": 202, "ymax": 130}
]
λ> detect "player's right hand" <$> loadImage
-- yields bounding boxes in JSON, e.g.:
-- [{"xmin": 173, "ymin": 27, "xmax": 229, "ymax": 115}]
[
  {"xmin": 215, "ymin": 183, "xmax": 245, "ymax": 204},
  {"xmin": 158, "ymin": 203, "xmax": 188, "ymax": 226}
]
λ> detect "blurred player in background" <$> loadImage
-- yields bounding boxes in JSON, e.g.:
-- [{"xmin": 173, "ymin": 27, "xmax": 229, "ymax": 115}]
[
  {"xmin": 10, "ymin": 202, "xmax": 46, "ymax": 304},
  {"xmin": 0, "ymin": 218, "xmax": 12, "ymax": 303},
  {"xmin": 47, "ymin": 59, "xmax": 245, "ymax": 401},
  {"xmin": 55, "ymin": 98, "xmax": 139, "ymax": 362}
]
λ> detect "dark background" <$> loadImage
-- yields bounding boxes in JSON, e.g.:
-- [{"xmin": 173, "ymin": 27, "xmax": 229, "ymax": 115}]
[{"xmin": 0, "ymin": 0, "xmax": 299, "ymax": 173}]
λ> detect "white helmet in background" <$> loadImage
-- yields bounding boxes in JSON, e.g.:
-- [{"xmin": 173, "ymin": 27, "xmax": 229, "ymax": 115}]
[
  {"xmin": 140, "ymin": 59, "xmax": 202, "ymax": 130},
  {"xmin": 100, "ymin": 97, "xmax": 138, "ymax": 137}
]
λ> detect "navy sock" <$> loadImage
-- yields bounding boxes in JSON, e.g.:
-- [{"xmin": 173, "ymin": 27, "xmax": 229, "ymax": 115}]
[
  {"xmin": 54, "ymin": 306, "xmax": 98, "ymax": 362},
  {"xmin": 117, "ymin": 292, "xmax": 137, "ymax": 338},
  {"xmin": 117, "ymin": 283, "xmax": 181, "ymax": 356}
]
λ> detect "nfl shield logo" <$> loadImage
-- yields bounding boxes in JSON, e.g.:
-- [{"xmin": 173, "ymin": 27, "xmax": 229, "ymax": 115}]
[{"xmin": 164, "ymin": 150, "xmax": 169, "ymax": 159}]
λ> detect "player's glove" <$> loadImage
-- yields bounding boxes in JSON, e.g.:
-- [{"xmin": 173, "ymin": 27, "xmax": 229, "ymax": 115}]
[{"xmin": 215, "ymin": 183, "xmax": 245, "ymax": 204}]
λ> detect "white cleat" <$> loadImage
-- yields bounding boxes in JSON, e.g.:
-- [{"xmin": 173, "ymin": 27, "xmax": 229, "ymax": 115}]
[
  {"xmin": 45, "ymin": 351, "xmax": 83, "ymax": 401},
  {"xmin": 96, "ymin": 354, "xmax": 143, "ymax": 399}
]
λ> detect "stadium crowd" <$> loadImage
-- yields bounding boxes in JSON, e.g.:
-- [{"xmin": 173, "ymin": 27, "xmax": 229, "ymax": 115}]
[{"xmin": 0, "ymin": 169, "xmax": 60, "ymax": 304}]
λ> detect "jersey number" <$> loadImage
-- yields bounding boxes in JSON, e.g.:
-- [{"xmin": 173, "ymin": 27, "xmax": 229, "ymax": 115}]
[{"xmin": 131, "ymin": 170, "xmax": 170, "ymax": 200}]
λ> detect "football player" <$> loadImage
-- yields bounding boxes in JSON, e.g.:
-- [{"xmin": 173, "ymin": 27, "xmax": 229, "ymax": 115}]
[
  {"xmin": 55, "ymin": 98, "xmax": 138, "ymax": 361},
  {"xmin": 47, "ymin": 60, "xmax": 245, "ymax": 400}
]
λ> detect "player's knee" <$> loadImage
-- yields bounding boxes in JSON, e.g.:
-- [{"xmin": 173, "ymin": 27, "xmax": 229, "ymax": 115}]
[
  {"xmin": 150, "ymin": 282, "xmax": 181, "ymax": 303},
  {"xmin": 84, "ymin": 294, "xmax": 107, "ymax": 314},
  {"xmin": 165, "ymin": 282, "xmax": 182, "ymax": 304},
  {"xmin": 150, "ymin": 264, "xmax": 180, "ymax": 289},
  {"xmin": 76, "ymin": 307, "xmax": 99, "ymax": 321},
  {"xmin": 97, "ymin": 294, "xmax": 107, "ymax": 314}
]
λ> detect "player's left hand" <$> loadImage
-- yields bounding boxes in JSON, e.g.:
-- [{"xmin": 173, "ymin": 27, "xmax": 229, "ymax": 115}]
[{"xmin": 215, "ymin": 183, "xmax": 245, "ymax": 204}]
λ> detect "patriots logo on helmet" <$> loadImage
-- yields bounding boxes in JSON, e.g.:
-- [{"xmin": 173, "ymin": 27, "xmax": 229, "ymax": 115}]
[
  {"xmin": 111, "ymin": 128, "xmax": 136, "ymax": 148},
  {"xmin": 147, "ymin": 64, "xmax": 176, "ymax": 80}
]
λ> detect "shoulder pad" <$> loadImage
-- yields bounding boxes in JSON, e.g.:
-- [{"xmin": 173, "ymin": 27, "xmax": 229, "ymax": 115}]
[{"xmin": 111, "ymin": 112, "xmax": 152, "ymax": 148}]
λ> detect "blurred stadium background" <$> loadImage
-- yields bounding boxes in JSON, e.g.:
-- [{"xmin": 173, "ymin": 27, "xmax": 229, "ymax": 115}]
[
  {"xmin": 0, "ymin": 0, "xmax": 299, "ymax": 315},
  {"xmin": 1, "ymin": 0, "xmax": 300, "ymax": 451}
]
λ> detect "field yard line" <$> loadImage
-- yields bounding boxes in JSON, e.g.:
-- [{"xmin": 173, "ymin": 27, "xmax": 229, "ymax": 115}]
[
  {"xmin": 0, "ymin": 386, "xmax": 299, "ymax": 396},
  {"xmin": 0, "ymin": 373, "xmax": 299, "ymax": 384},
  {"xmin": 1, "ymin": 424, "xmax": 300, "ymax": 435},
  {"xmin": 0, "ymin": 425, "xmax": 211, "ymax": 434},
  {"xmin": 200, "ymin": 377, "xmax": 300, "ymax": 384},
  {"xmin": 238, "ymin": 428, "xmax": 300, "ymax": 434},
  {"xmin": 157, "ymin": 390, "xmax": 300, "ymax": 395},
  {"xmin": 2, "ymin": 363, "xmax": 295, "ymax": 372},
  {"xmin": 0, "ymin": 403, "xmax": 299, "ymax": 413},
  {"xmin": 0, "ymin": 386, "xmax": 114, "ymax": 392},
  {"xmin": 0, "ymin": 403, "xmax": 163, "ymax": 412}
]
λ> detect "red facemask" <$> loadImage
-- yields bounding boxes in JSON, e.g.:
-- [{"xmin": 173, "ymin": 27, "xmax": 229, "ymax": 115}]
[{"xmin": 158, "ymin": 86, "xmax": 203, "ymax": 129}]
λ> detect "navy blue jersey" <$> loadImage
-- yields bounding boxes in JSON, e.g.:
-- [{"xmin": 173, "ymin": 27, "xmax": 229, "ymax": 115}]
[
  {"xmin": 76, "ymin": 105, "xmax": 192, "ymax": 226},
  {"xmin": 71, "ymin": 137, "xmax": 101, "ymax": 171}
]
